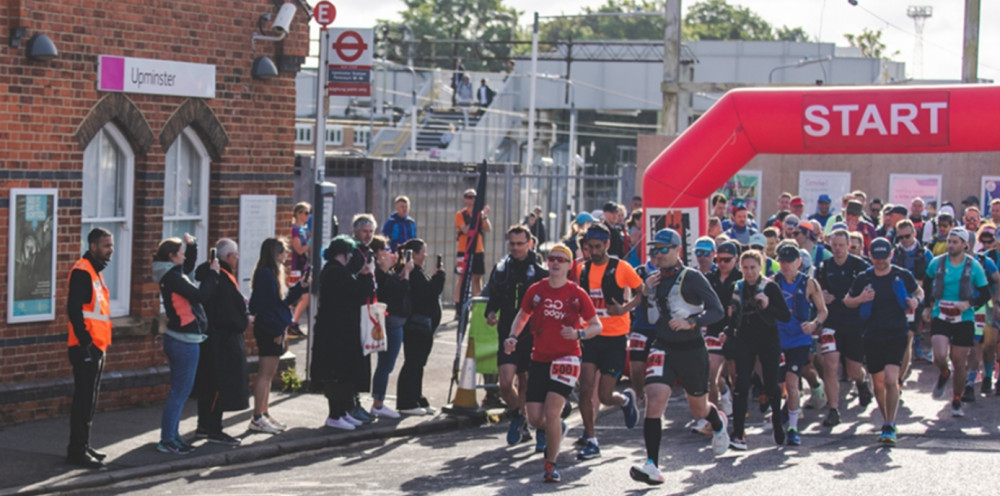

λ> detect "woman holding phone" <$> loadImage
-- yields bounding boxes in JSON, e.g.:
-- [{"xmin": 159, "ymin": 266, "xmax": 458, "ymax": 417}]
[{"xmin": 397, "ymin": 238, "xmax": 446, "ymax": 415}]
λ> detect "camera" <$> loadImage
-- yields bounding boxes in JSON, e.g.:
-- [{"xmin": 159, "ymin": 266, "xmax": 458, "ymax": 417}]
[
  {"xmin": 272, "ymin": 3, "xmax": 297, "ymax": 34},
  {"xmin": 405, "ymin": 249, "xmax": 413, "ymax": 264},
  {"xmin": 209, "ymin": 248, "xmax": 217, "ymax": 261}
]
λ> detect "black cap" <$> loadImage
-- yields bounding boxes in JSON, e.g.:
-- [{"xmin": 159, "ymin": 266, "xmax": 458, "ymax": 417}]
[
  {"xmin": 846, "ymin": 200, "xmax": 863, "ymax": 216},
  {"xmin": 602, "ymin": 202, "xmax": 618, "ymax": 213},
  {"xmin": 717, "ymin": 241, "xmax": 739, "ymax": 257},
  {"xmin": 963, "ymin": 195, "xmax": 980, "ymax": 206},
  {"xmin": 889, "ymin": 205, "xmax": 908, "ymax": 217},
  {"xmin": 870, "ymin": 237, "xmax": 892, "ymax": 259},
  {"xmin": 777, "ymin": 244, "xmax": 801, "ymax": 262}
]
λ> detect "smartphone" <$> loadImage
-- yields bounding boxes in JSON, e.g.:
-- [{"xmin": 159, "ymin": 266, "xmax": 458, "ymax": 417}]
[
  {"xmin": 436, "ymin": 254, "xmax": 444, "ymax": 270},
  {"xmin": 405, "ymin": 249, "xmax": 413, "ymax": 263},
  {"xmin": 209, "ymin": 248, "xmax": 217, "ymax": 261}
]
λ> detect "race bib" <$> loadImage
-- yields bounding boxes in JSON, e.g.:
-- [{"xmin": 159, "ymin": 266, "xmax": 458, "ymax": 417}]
[
  {"xmin": 645, "ymin": 349, "xmax": 665, "ymax": 378},
  {"xmin": 289, "ymin": 269, "xmax": 302, "ymax": 285},
  {"xmin": 974, "ymin": 307, "xmax": 986, "ymax": 332},
  {"xmin": 906, "ymin": 307, "xmax": 915, "ymax": 323},
  {"xmin": 779, "ymin": 352, "xmax": 787, "ymax": 369},
  {"xmin": 550, "ymin": 356, "xmax": 581, "ymax": 388},
  {"xmin": 628, "ymin": 332, "xmax": 649, "ymax": 352},
  {"xmin": 704, "ymin": 335, "xmax": 723, "ymax": 351},
  {"xmin": 819, "ymin": 328, "xmax": 837, "ymax": 354},
  {"xmin": 938, "ymin": 301, "xmax": 963, "ymax": 324}
]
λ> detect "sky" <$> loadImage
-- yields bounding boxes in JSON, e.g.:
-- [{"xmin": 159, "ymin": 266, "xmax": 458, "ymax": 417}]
[{"xmin": 311, "ymin": 0, "xmax": 999, "ymax": 82}]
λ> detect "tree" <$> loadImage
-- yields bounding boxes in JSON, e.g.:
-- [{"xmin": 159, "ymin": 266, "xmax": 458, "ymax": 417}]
[
  {"xmin": 776, "ymin": 26, "xmax": 810, "ymax": 43},
  {"xmin": 381, "ymin": 0, "xmax": 519, "ymax": 71},
  {"xmin": 682, "ymin": 0, "xmax": 775, "ymax": 41},
  {"xmin": 843, "ymin": 27, "xmax": 899, "ymax": 59}
]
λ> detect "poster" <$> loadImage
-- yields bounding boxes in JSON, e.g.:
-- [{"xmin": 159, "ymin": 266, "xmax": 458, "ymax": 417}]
[
  {"xmin": 798, "ymin": 171, "xmax": 852, "ymax": 215},
  {"xmin": 8, "ymin": 188, "xmax": 58, "ymax": 323},
  {"xmin": 982, "ymin": 176, "xmax": 1000, "ymax": 213},
  {"xmin": 888, "ymin": 174, "xmax": 941, "ymax": 207},
  {"xmin": 238, "ymin": 195, "xmax": 277, "ymax": 298},
  {"xmin": 646, "ymin": 207, "xmax": 700, "ymax": 266},
  {"xmin": 716, "ymin": 170, "xmax": 762, "ymax": 222}
]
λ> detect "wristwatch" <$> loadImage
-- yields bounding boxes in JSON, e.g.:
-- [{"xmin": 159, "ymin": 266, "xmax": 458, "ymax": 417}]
[
  {"xmin": 687, "ymin": 317, "xmax": 698, "ymax": 328},
  {"xmin": 578, "ymin": 329, "xmax": 586, "ymax": 340}
]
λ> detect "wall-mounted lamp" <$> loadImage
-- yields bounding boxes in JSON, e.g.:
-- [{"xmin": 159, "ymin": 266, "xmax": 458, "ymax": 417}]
[
  {"xmin": 26, "ymin": 33, "xmax": 58, "ymax": 61},
  {"xmin": 252, "ymin": 56, "xmax": 279, "ymax": 79}
]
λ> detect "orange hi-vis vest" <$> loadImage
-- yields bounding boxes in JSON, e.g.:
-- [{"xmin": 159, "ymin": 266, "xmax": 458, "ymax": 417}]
[{"xmin": 67, "ymin": 257, "xmax": 112, "ymax": 351}]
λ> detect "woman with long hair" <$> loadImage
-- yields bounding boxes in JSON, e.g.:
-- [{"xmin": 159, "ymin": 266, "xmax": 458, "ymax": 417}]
[
  {"xmin": 369, "ymin": 235, "xmax": 413, "ymax": 418},
  {"xmin": 397, "ymin": 238, "xmax": 446, "ymax": 415},
  {"xmin": 248, "ymin": 237, "xmax": 306, "ymax": 434},
  {"xmin": 152, "ymin": 234, "xmax": 219, "ymax": 455}
]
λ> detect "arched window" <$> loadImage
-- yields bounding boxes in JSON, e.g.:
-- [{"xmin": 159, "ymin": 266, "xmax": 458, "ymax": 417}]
[
  {"xmin": 163, "ymin": 127, "xmax": 210, "ymax": 244},
  {"xmin": 82, "ymin": 123, "xmax": 134, "ymax": 317}
]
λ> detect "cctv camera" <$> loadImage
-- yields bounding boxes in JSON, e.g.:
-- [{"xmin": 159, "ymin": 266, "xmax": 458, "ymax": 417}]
[{"xmin": 272, "ymin": 3, "xmax": 296, "ymax": 34}]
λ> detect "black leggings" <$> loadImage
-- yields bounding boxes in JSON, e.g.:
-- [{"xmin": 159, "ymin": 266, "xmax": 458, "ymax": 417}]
[
  {"xmin": 397, "ymin": 328, "xmax": 434, "ymax": 410},
  {"xmin": 325, "ymin": 380, "xmax": 355, "ymax": 419},
  {"xmin": 731, "ymin": 336, "xmax": 783, "ymax": 439}
]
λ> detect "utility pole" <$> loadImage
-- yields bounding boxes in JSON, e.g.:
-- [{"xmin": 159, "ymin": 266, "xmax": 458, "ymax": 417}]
[
  {"xmin": 962, "ymin": 0, "xmax": 980, "ymax": 83},
  {"xmin": 659, "ymin": 0, "xmax": 681, "ymax": 134}
]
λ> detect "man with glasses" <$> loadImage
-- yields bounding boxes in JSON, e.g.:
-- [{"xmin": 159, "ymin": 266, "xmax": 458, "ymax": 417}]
[
  {"xmin": 891, "ymin": 219, "xmax": 935, "ymax": 368},
  {"xmin": 965, "ymin": 227, "xmax": 999, "ymax": 399},
  {"xmin": 964, "ymin": 207, "xmax": 983, "ymax": 249},
  {"xmin": 485, "ymin": 225, "xmax": 548, "ymax": 449},
  {"xmin": 845, "ymin": 200, "xmax": 876, "ymax": 255},
  {"xmin": 454, "ymin": 189, "xmax": 492, "ymax": 303},
  {"xmin": 629, "ymin": 228, "xmax": 727, "ymax": 485},
  {"xmin": 693, "ymin": 237, "xmax": 717, "ymax": 275},
  {"xmin": 573, "ymin": 224, "xmax": 643, "ymax": 461}
]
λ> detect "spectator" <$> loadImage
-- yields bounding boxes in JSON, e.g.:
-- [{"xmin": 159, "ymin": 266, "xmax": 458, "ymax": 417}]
[
  {"xmin": 351, "ymin": 214, "xmax": 380, "ymax": 424},
  {"xmin": 726, "ymin": 204, "xmax": 759, "ymax": 247},
  {"xmin": 440, "ymin": 123, "xmax": 456, "ymax": 148},
  {"xmin": 313, "ymin": 235, "xmax": 376, "ymax": 430},
  {"xmin": 601, "ymin": 202, "xmax": 626, "ymax": 258},
  {"xmin": 988, "ymin": 199, "xmax": 1000, "ymax": 227},
  {"xmin": 789, "ymin": 196, "xmax": 805, "ymax": 218},
  {"xmin": 65, "ymin": 228, "xmax": 115, "ymax": 468},
  {"xmin": 152, "ymin": 234, "xmax": 219, "ymax": 454},
  {"xmin": 454, "ymin": 189, "xmax": 492, "ymax": 303},
  {"xmin": 248, "ymin": 238, "xmax": 306, "ymax": 434},
  {"xmin": 398, "ymin": 238, "xmax": 447, "ymax": 415},
  {"xmin": 194, "ymin": 238, "xmax": 250, "ymax": 446},
  {"xmin": 564, "ymin": 212, "xmax": 595, "ymax": 260},
  {"xmin": 289, "ymin": 202, "xmax": 311, "ymax": 337},
  {"xmin": 456, "ymin": 75, "xmax": 474, "ymax": 106},
  {"xmin": 524, "ymin": 206, "xmax": 548, "ymax": 246},
  {"xmin": 809, "ymin": 194, "xmax": 834, "ymax": 230},
  {"xmin": 369, "ymin": 235, "xmax": 413, "ymax": 419},
  {"xmin": 451, "ymin": 58, "xmax": 465, "ymax": 107},
  {"xmin": 382, "ymin": 195, "xmax": 418, "ymax": 252},
  {"xmin": 629, "ymin": 195, "xmax": 643, "ymax": 213},
  {"xmin": 477, "ymin": 78, "xmax": 496, "ymax": 107}
]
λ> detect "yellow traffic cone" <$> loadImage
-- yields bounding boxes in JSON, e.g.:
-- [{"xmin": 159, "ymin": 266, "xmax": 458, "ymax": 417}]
[{"xmin": 444, "ymin": 337, "xmax": 486, "ymax": 418}]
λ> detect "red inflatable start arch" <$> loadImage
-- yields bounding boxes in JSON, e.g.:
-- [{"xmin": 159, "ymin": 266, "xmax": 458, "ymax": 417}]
[{"xmin": 642, "ymin": 84, "xmax": 1000, "ymax": 255}]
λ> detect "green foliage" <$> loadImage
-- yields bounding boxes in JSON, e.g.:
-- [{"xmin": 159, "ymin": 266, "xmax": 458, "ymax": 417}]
[
  {"xmin": 682, "ymin": 0, "xmax": 775, "ymax": 41},
  {"xmin": 776, "ymin": 26, "xmax": 810, "ymax": 43},
  {"xmin": 280, "ymin": 368, "xmax": 303, "ymax": 393},
  {"xmin": 539, "ymin": 0, "xmax": 667, "ymax": 42},
  {"xmin": 844, "ymin": 28, "xmax": 899, "ymax": 59}
]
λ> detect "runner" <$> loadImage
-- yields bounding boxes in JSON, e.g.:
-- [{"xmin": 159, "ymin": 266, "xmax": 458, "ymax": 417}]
[
  {"xmin": 504, "ymin": 244, "xmax": 601, "ymax": 483},
  {"xmin": 889, "ymin": 219, "xmax": 934, "ymax": 378},
  {"xmin": 629, "ymin": 229, "xmax": 726, "ymax": 485},
  {"xmin": 923, "ymin": 228, "xmax": 990, "ymax": 417},
  {"xmin": 485, "ymin": 225, "xmax": 548, "ymax": 448},
  {"xmin": 844, "ymin": 238, "xmax": 922, "ymax": 444},
  {"xmin": 574, "ymin": 224, "xmax": 644, "ymax": 461},
  {"xmin": 627, "ymin": 256, "xmax": 660, "ymax": 406},
  {"xmin": 703, "ymin": 241, "xmax": 742, "ymax": 422},
  {"xmin": 774, "ymin": 242, "xmax": 828, "ymax": 445}
]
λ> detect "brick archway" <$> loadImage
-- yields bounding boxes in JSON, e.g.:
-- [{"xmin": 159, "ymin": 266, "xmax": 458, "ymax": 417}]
[
  {"xmin": 75, "ymin": 93, "xmax": 154, "ymax": 153},
  {"xmin": 159, "ymin": 99, "xmax": 229, "ymax": 161}
]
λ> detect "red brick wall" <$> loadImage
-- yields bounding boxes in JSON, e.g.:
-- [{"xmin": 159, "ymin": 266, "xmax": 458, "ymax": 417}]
[{"xmin": 0, "ymin": 0, "xmax": 307, "ymax": 423}]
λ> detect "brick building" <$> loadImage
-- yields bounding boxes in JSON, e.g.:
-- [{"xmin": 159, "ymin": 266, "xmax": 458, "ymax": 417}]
[{"xmin": 0, "ymin": 0, "xmax": 308, "ymax": 424}]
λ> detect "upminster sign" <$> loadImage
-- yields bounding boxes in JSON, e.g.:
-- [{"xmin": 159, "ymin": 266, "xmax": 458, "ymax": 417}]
[
  {"xmin": 97, "ymin": 55, "xmax": 216, "ymax": 99},
  {"xmin": 801, "ymin": 91, "xmax": 949, "ymax": 148}
]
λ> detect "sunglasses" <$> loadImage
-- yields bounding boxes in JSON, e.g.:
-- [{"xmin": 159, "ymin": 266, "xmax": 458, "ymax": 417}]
[
  {"xmin": 717, "ymin": 257, "xmax": 734, "ymax": 263},
  {"xmin": 896, "ymin": 233, "xmax": 912, "ymax": 240},
  {"xmin": 695, "ymin": 249, "xmax": 714, "ymax": 257},
  {"xmin": 464, "ymin": 195, "xmax": 475, "ymax": 199},
  {"xmin": 649, "ymin": 246, "xmax": 672, "ymax": 255},
  {"xmin": 546, "ymin": 256, "xmax": 569, "ymax": 263},
  {"xmin": 982, "ymin": 237, "xmax": 996, "ymax": 244}
]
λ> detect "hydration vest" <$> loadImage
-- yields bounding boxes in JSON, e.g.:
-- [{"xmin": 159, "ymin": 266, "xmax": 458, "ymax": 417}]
[
  {"xmin": 580, "ymin": 257, "xmax": 624, "ymax": 312},
  {"xmin": 892, "ymin": 242, "xmax": 928, "ymax": 280},
  {"xmin": 932, "ymin": 255, "xmax": 974, "ymax": 302}
]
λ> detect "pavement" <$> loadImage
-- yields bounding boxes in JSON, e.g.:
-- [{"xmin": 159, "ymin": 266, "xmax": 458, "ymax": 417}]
[{"xmin": 0, "ymin": 308, "xmax": 491, "ymax": 496}]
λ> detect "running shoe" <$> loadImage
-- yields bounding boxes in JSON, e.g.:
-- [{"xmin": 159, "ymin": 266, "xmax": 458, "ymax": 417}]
[
  {"xmin": 174, "ymin": 436, "xmax": 195, "ymax": 451},
  {"xmin": 729, "ymin": 437, "xmax": 748, "ymax": 451},
  {"xmin": 951, "ymin": 400, "xmax": 965, "ymax": 417},
  {"xmin": 822, "ymin": 408, "xmax": 841, "ymax": 427},
  {"xmin": 981, "ymin": 376, "xmax": 993, "ymax": 396},
  {"xmin": 324, "ymin": 416, "xmax": 356, "ymax": 431},
  {"xmin": 858, "ymin": 383, "xmax": 873, "ymax": 408},
  {"xmin": 573, "ymin": 435, "xmax": 589, "ymax": 448},
  {"xmin": 264, "ymin": 413, "xmax": 288, "ymax": 431},
  {"xmin": 399, "ymin": 407, "xmax": 428, "ymax": 416},
  {"xmin": 786, "ymin": 428, "xmax": 801, "ymax": 446},
  {"xmin": 807, "ymin": 384, "xmax": 827, "ymax": 410},
  {"xmin": 535, "ymin": 429, "xmax": 547, "ymax": 454},
  {"xmin": 719, "ymin": 389, "xmax": 734, "ymax": 417},
  {"xmin": 622, "ymin": 388, "xmax": 639, "ymax": 429},
  {"xmin": 422, "ymin": 406, "xmax": 438, "ymax": 415},
  {"xmin": 507, "ymin": 412, "xmax": 526, "ymax": 445},
  {"xmin": 961, "ymin": 385, "xmax": 976, "ymax": 403},
  {"xmin": 576, "ymin": 441, "xmax": 601, "ymax": 460},
  {"xmin": 343, "ymin": 414, "xmax": 363, "ymax": 427},
  {"xmin": 711, "ymin": 415, "xmax": 730, "ymax": 456},
  {"xmin": 629, "ymin": 460, "xmax": 665, "ymax": 485},
  {"xmin": 156, "ymin": 439, "xmax": 194, "ymax": 455},
  {"xmin": 932, "ymin": 374, "xmax": 949, "ymax": 400},
  {"xmin": 249, "ymin": 416, "xmax": 281, "ymax": 434},
  {"xmin": 371, "ymin": 405, "xmax": 401, "ymax": 419},
  {"xmin": 287, "ymin": 323, "xmax": 305, "ymax": 338},
  {"xmin": 771, "ymin": 414, "xmax": 785, "ymax": 445},
  {"xmin": 758, "ymin": 394, "xmax": 770, "ymax": 414},
  {"xmin": 691, "ymin": 419, "xmax": 712, "ymax": 436},
  {"xmin": 543, "ymin": 461, "xmax": 561, "ymax": 483},
  {"xmin": 207, "ymin": 432, "xmax": 241, "ymax": 446},
  {"xmin": 876, "ymin": 425, "xmax": 897, "ymax": 445}
]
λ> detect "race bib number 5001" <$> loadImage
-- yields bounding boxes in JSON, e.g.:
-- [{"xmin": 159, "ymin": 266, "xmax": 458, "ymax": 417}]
[{"xmin": 550, "ymin": 356, "xmax": 581, "ymax": 388}]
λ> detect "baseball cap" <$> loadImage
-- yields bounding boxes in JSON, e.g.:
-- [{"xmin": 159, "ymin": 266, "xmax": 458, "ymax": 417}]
[
  {"xmin": 790, "ymin": 196, "xmax": 804, "ymax": 207},
  {"xmin": 948, "ymin": 227, "xmax": 970, "ymax": 243},
  {"xmin": 869, "ymin": 237, "xmax": 893, "ymax": 259},
  {"xmin": 652, "ymin": 228, "xmax": 681, "ymax": 247},
  {"xmin": 846, "ymin": 200, "xmax": 864, "ymax": 216},
  {"xmin": 963, "ymin": 195, "xmax": 980, "ymax": 206},
  {"xmin": 748, "ymin": 232, "xmax": 767, "ymax": 248},
  {"xmin": 575, "ymin": 212, "xmax": 596, "ymax": 225},
  {"xmin": 717, "ymin": 241, "xmax": 740, "ymax": 257},
  {"xmin": 777, "ymin": 244, "xmax": 801, "ymax": 262},
  {"xmin": 695, "ymin": 237, "xmax": 716, "ymax": 252},
  {"xmin": 817, "ymin": 194, "xmax": 832, "ymax": 204},
  {"xmin": 799, "ymin": 221, "xmax": 818, "ymax": 239},
  {"xmin": 602, "ymin": 202, "xmax": 618, "ymax": 213},
  {"xmin": 784, "ymin": 214, "xmax": 801, "ymax": 228},
  {"xmin": 733, "ymin": 203, "xmax": 748, "ymax": 212}
]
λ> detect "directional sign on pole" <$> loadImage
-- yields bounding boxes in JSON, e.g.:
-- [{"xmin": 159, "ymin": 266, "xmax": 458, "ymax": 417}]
[
  {"xmin": 327, "ymin": 28, "xmax": 373, "ymax": 97},
  {"xmin": 313, "ymin": 1, "xmax": 336, "ymax": 27}
]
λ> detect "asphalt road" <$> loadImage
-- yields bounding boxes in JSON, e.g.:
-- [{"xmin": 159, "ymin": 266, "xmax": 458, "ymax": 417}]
[{"xmin": 68, "ymin": 359, "xmax": 1000, "ymax": 495}]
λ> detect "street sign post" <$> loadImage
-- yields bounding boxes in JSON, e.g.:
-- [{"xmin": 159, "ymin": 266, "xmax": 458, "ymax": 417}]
[
  {"xmin": 313, "ymin": 1, "xmax": 336, "ymax": 27},
  {"xmin": 327, "ymin": 28, "xmax": 373, "ymax": 97}
]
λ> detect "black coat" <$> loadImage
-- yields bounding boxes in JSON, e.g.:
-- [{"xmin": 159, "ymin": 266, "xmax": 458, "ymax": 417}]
[
  {"xmin": 311, "ymin": 260, "xmax": 375, "ymax": 384},
  {"xmin": 409, "ymin": 265, "xmax": 446, "ymax": 330},
  {"xmin": 194, "ymin": 261, "xmax": 250, "ymax": 411}
]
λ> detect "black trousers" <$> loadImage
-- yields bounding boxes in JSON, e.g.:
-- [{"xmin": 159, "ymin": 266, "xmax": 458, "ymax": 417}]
[
  {"xmin": 68, "ymin": 346, "xmax": 104, "ymax": 456},
  {"xmin": 325, "ymin": 380, "xmax": 355, "ymax": 419},
  {"xmin": 731, "ymin": 336, "xmax": 783, "ymax": 439},
  {"xmin": 396, "ymin": 329, "xmax": 434, "ymax": 410}
]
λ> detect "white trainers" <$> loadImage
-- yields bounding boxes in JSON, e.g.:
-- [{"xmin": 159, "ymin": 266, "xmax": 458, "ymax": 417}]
[
  {"xmin": 718, "ymin": 390, "xmax": 734, "ymax": 417},
  {"xmin": 690, "ymin": 419, "xmax": 712, "ymax": 436},
  {"xmin": 249, "ymin": 416, "xmax": 281, "ymax": 434},
  {"xmin": 711, "ymin": 415, "xmax": 730, "ymax": 456},
  {"xmin": 629, "ymin": 460, "xmax": 665, "ymax": 485},
  {"xmin": 399, "ymin": 407, "xmax": 427, "ymax": 416},
  {"xmin": 343, "ymin": 413, "xmax": 364, "ymax": 426},
  {"xmin": 422, "ymin": 406, "xmax": 438, "ymax": 415},
  {"xmin": 263, "ymin": 413, "xmax": 288, "ymax": 431},
  {"xmin": 325, "ymin": 417, "xmax": 356, "ymax": 430},
  {"xmin": 808, "ymin": 385, "xmax": 827, "ymax": 410},
  {"xmin": 372, "ymin": 405, "xmax": 401, "ymax": 419}
]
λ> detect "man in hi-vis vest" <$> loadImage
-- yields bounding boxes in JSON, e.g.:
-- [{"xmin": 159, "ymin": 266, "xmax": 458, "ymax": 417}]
[{"xmin": 66, "ymin": 228, "xmax": 114, "ymax": 468}]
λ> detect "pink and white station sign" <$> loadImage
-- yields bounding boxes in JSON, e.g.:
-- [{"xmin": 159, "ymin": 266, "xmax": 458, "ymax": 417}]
[{"xmin": 97, "ymin": 55, "xmax": 215, "ymax": 99}]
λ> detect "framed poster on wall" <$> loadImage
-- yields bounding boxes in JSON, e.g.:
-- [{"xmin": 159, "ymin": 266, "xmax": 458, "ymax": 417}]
[
  {"xmin": 888, "ymin": 174, "xmax": 941, "ymax": 208},
  {"xmin": 716, "ymin": 170, "xmax": 762, "ymax": 222},
  {"xmin": 982, "ymin": 176, "xmax": 1000, "ymax": 213},
  {"xmin": 799, "ymin": 171, "xmax": 852, "ymax": 215},
  {"xmin": 238, "ymin": 195, "xmax": 277, "ymax": 298},
  {"xmin": 7, "ymin": 188, "xmax": 58, "ymax": 323},
  {"xmin": 646, "ymin": 207, "xmax": 700, "ymax": 266}
]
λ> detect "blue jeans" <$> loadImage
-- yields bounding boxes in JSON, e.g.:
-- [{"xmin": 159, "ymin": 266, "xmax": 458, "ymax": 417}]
[
  {"xmin": 161, "ymin": 335, "xmax": 199, "ymax": 443},
  {"xmin": 371, "ymin": 324, "xmax": 404, "ymax": 401}
]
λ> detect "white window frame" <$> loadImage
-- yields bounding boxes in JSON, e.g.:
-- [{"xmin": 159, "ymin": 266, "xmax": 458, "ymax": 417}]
[
  {"xmin": 294, "ymin": 123, "xmax": 313, "ymax": 145},
  {"xmin": 81, "ymin": 124, "xmax": 134, "ymax": 317},
  {"xmin": 163, "ymin": 127, "xmax": 210, "ymax": 247},
  {"xmin": 352, "ymin": 126, "xmax": 369, "ymax": 147},
  {"xmin": 326, "ymin": 125, "xmax": 343, "ymax": 145}
]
